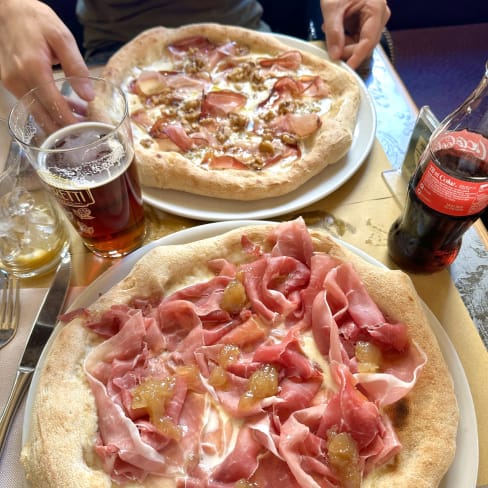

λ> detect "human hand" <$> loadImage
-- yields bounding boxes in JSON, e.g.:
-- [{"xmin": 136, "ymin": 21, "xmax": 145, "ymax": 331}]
[
  {"xmin": 0, "ymin": 0, "xmax": 93, "ymax": 100},
  {"xmin": 320, "ymin": 0, "xmax": 391, "ymax": 70}
]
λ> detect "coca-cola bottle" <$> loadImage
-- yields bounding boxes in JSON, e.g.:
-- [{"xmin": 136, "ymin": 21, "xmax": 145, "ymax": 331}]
[{"xmin": 388, "ymin": 62, "xmax": 488, "ymax": 273}]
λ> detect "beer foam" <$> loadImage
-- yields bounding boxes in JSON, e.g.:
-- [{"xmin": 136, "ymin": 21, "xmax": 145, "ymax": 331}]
[{"xmin": 39, "ymin": 122, "xmax": 132, "ymax": 190}]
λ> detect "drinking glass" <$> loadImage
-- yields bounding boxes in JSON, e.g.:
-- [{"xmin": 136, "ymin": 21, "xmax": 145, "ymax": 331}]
[
  {"xmin": 8, "ymin": 76, "xmax": 146, "ymax": 258},
  {"xmin": 0, "ymin": 135, "xmax": 69, "ymax": 278}
]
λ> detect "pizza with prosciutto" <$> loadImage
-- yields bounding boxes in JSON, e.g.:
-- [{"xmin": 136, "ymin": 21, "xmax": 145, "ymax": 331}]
[
  {"xmin": 102, "ymin": 24, "xmax": 361, "ymax": 200},
  {"xmin": 21, "ymin": 219, "xmax": 458, "ymax": 487}
]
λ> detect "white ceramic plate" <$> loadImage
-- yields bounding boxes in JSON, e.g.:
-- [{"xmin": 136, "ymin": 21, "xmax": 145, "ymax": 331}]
[
  {"xmin": 24, "ymin": 221, "xmax": 478, "ymax": 487},
  {"xmin": 142, "ymin": 35, "xmax": 376, "ymax": 221}
]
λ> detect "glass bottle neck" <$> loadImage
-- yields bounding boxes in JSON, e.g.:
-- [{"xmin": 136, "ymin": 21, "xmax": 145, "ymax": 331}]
[{"xmin": 436, "ymin": 62, "xmax": 488, "ymax": 137}]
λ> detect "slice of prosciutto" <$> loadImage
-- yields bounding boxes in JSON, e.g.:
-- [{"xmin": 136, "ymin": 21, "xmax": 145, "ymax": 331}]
[
  {"xmin": 167, "ymin": 35, "xmax": 216, "ymax": 58},
  {"xmin": 269, "ymin": 113, "xmax": 321, "ymax": 138},
  {"xmin": 259, "ymin": 50, "xmax": 303, "ymax": 71},
  {"xmin": 201, "ymin": 90, "xmax": 247, "ymax": 118},
  {"xmin": 132, "ymin": 70, "xmax": 208, "ymax": 97}
]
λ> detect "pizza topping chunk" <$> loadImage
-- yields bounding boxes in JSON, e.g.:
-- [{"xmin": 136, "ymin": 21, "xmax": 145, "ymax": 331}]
[
  {"xmin": 269, "ymin": 112, "xmax": 321, "ymax": 138},
  {"xmin": 261, "ymin": 75, "xmax": 329, "ymax": 107},
  {"xmin": 156, "ymin": 123, "xmax": 208, "ymax": 152},
  {"xmin": 200, "ymin": 90, "xmax": 247, "ymax": 118},
  {"xmin": 355, "ymin": 341, "xmax": 382, "ymax": 373},
  {"xmin": 81, "ymin": 218, "xmax": 427, "ymax": 486},
  {"xmin": 220, "ymin": 279, "xmax": 248, "ymax": 313},
  {"xmin": 239, "ymin": 363, "xmax": 279, "ymax": 411},
  {"xmin": 327, "ymin": 432, "xmax": 362, "ymax": 488},
  {"xmin": 131, "ymin": 377, "xmax": 183, "ymax": 440},
  {"xmin": 258, "ymin": 50, "xmax": 303, "ymax": 71}
]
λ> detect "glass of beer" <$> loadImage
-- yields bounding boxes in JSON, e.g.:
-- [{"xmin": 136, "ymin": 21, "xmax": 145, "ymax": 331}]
[{"xmin": 8, "ymin": 76, "xmax": 146, "ymax": 258}]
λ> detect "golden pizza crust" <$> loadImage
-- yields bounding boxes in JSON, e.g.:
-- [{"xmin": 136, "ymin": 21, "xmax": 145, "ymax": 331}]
[
  {"xmin": 21, "ymin": 224, "xmax": 458, "ymax": 487},
  {"xmin": 102, "ymin": 24, "xmax": 361, "ymax": 200}
]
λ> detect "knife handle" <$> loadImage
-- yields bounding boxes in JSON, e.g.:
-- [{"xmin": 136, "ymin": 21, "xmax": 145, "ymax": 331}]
[{"xmin": 0, "ymin": 369, "xmax": 32, "ymax": 458}]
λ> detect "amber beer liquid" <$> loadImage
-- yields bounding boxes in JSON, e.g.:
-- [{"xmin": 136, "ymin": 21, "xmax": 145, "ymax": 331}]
[
  {"xmin": 39, "ymin": 122, "xmax": 145, "ymax": 257},
  {"xmin": 388, "ymin": 129, "xmax": 488, "ymax": 273}
]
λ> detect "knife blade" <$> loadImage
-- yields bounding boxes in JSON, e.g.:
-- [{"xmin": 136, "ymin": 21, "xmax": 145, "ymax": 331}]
[{"xmin": 0, "ymin": 251, "xmax": 72, "ymax": 458}]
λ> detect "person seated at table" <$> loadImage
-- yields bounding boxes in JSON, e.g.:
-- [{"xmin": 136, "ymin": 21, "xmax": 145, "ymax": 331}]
[{"xmin": 0, "ymin": 0, "xmax": 390, "ymax": 100}]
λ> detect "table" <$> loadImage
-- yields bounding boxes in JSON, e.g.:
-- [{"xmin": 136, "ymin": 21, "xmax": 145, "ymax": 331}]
[{"xmin": 1, "ymin": 45, "xmax": 487, "ymax": 487}]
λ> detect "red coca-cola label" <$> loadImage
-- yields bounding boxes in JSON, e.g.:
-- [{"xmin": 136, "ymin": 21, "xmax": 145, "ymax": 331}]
[
  {"xmin": 415, "ymin": 129, "xmax": 488, "ymax": 216},
  {"xmin": 415, "ymin": 161, "xmax": 488, "ymax": 216}
]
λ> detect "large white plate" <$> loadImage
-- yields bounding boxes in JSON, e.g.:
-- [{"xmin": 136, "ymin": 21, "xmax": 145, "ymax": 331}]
[
  {"xmin": 142, "ymin": 35, "xmax": 376, "ymax": 221},
  {"xmin": 24, "ymin": 221, "xmax": 478, "ymax": 487}
]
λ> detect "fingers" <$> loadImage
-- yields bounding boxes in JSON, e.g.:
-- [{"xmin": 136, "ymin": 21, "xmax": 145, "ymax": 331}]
[
  {"xmin": 344, "ymin": 7, "xmax": 389, "ymax": 69},
  {"xmin": 0, "ymin": 0, "xmax": 91, "ymax": 100},
  {"xmin": 37, "ymin": 81, "xmax": 83, "ymax": 130},
  {"xmin": 50, "ymin": 31, "xmax": 95, "ymax": 101},
  {"xmin": 8, "ymin": 57, "xmax": 85, "ymax": 135},
  {"xmin": 343, "ymin": 26, "xmax": 381, "ymax": 69},
  {"xmin": 343, "ymin": 40, "xmax": 373, "ymax": 69},
  {"xmin": 4, "ymin": 58, "xmax": 55, "ymax": 101},
  {"xmin": 320, "ymin": 0, "xmax": 346, "ymax": 61},
  {"xmin": 320, "ymin": 0, "xmax": 391, "ymax": 70},
  {"xmin": 0, "ymin": 1, "xmax": 95, "ymax": 137},
  {"xmin": 9, "ymin": 80, "xmax": 80, "ymax": 145}
]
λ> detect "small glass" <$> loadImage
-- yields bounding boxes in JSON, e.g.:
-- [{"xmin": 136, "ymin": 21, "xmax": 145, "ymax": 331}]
[
  {"xmin": 8, "ymin": 76, "xmax": 146, "ymax": 258},
  {"xmin": 0, "ymin": 141, "xmax": 69, "ymax": 278}
]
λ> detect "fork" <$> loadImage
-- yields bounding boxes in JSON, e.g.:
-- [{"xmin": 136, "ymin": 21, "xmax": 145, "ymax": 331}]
[{"xmin": 0, "ymin": 272, "xmax": 20, "ymax": 349}]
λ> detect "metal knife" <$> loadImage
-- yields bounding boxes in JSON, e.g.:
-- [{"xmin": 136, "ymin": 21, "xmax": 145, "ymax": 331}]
[{"xmin": 0, "ymin": 252, "xmax": 72, "ymax": 458}]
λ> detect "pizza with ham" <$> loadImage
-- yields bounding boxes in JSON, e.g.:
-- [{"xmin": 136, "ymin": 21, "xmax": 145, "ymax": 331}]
[
  {"xmin": 102, "ymin": 24, "xmax": 361, "ymax": 200},
  {"xmin": 21, "ymin": 219, "xmax": 458, "ymax": 487}
]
